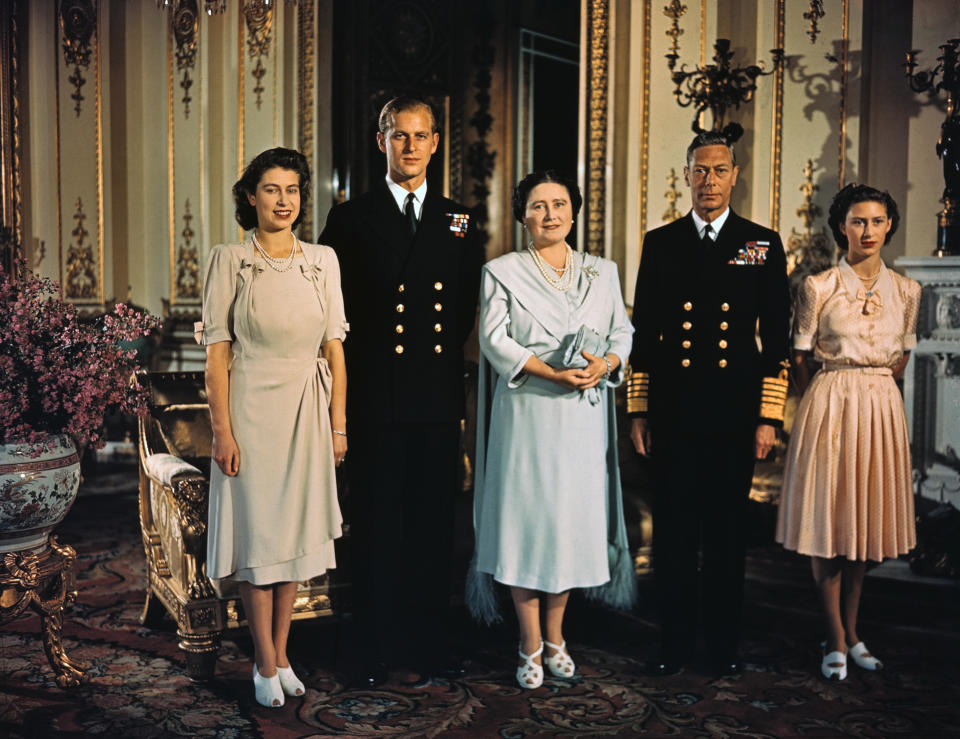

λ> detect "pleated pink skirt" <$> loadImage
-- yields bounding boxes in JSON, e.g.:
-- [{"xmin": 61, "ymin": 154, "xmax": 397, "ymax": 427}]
[{"xmin": 776, "ymin": 366, "xmax": 916, "ymax": 562}]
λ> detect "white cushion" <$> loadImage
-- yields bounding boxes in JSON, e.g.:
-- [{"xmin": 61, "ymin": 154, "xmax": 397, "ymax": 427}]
[{"xmin": 144, "ymin": 453, "xmax": 203, "ymax": 486}]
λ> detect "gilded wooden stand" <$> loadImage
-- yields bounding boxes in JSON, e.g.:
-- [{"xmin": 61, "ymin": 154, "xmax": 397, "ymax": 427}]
[{"xmin": 0, "ymin": 536, "xmax": 87, "ymax": 687}]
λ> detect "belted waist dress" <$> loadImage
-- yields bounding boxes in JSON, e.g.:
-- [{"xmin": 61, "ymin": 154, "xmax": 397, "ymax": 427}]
[
  {"xmin": 776, "ymin": 259, "xmax": 921, "ymax": 562},
  {"xmin": 200, "ymin": 241, "xmax": 348, "ymax": 585}
]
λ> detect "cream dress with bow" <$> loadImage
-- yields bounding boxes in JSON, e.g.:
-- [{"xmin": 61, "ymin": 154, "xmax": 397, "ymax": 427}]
[
  {"xmin": 201, "ymin": 241, "xmax": 347, "ymax": 584},
  {"xmin": 776, "ymin": 258, "xmax": 921, "ymax": 561}
]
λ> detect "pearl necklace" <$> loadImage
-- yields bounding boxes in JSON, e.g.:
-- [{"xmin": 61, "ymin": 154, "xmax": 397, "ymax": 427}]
[
  {"xmin": 252, "ymin": 231, "xmax": 298, "ymax": 272},
  {"xmin": 529, "ymin": 244, "xmax": 574, "ymax": 291}
]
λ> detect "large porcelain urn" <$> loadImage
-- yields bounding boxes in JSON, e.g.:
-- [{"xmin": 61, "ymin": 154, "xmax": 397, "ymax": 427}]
[{"xmin": 0, "ymin": 435, "xmax": 81, "ymax": 553}]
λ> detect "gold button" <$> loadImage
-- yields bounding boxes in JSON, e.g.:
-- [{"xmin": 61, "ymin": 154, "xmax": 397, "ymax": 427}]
[
  {"xmin": 395, "ymin": 324, "xmax": 404, "ymax": 334},
  {"xmin": 434, "ymin": 281, "xmax": 443, "ymax": 291},
  {"xmin": 681, "ymin": 358, "xmax": 691, "ymax": 368},
  {"xmin": 719, "ymin": 359, "xmax": 728, "ymax": 368},
  {"xmin": 682, "ymin": 321, "xmax": 692, "ymax": 330},
  {"xmin": 721, "ymin": 302, "xmax": 730, "ymax": 312},
  {"xmin": 682, "ymin": 340, "xmax": 691, "ymax": 349},
  {"xmin": 395, "ymin": 344, "xmax": 404, "ymax": 354},
  {"xmin": 720, "ymin": 321, "xmax": 729, "ymax": 330},
  {"xmin": 398, "ymin": 283, "xmax": 405, "ymax": 293},
  {"xmin": 718, "ymin": 339, "xmax": 728, "ymax": 349},
  {"xmin": 434, "ymin": 323, "xmax": 442, "ymax": 333},
  {"xmin": 434, "ymin": 302, "xmax": 442, "ymax": 311},
  {"xmin": 396, "ymin": 303, "xmax": 405, "ymax": 313},
  {"xmin": 683, "ymin": 301, "xmax": 693, "ymax": 311},
  {"xmin": 434, "ymin": 344, "xmax": 443, "ymax": 354}
]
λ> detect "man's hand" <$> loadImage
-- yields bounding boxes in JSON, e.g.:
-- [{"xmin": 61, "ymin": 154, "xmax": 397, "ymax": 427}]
[
  {"xmin": 631, "ymin": 417, "xmax": 652, "ymax": 456},
  {"xmin": 755, "ymin": 423, "xmax": 776, "ymax": 460}
]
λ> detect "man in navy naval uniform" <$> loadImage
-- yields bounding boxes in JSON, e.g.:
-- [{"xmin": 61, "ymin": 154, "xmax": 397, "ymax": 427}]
[
  {"xmin": 320, "ymin": 96, "xmax": 483, "ymax": 687},
  {"xmin": 628, "ymin": 131, "xmax": 790, "ymax": 676}
]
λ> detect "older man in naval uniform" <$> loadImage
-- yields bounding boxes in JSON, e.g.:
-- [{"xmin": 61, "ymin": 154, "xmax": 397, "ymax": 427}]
[
  {"xmin": 320, "ymin": 96, "xmax": 483, "ymax": 687},
  {"xmin": 628, "ymin": 131, "xmax": 790, "ymax": 676}
]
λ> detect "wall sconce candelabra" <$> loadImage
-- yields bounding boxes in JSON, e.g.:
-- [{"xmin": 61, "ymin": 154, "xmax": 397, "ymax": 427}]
[
  {"xmin": 154, "ymin": 0, "xmax": 296, "ymax": 16},
  {"xmin": 905, "ymin": 38, "xmax": 960, "ymax": 256},
  {"xmin": 668, "ymin": 38, "xmax": 783, "ymax": 143}
]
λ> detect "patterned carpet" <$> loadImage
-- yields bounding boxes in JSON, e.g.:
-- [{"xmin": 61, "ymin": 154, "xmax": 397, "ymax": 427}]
[{"xmin": 1, "ymin": 474, "xmax": 959, "ymax": 737}]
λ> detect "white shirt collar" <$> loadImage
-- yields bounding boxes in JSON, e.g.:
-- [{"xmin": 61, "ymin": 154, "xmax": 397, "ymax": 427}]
[
  {"xmin": 690, "ymin": 207, "xmax": 730, "ymax": 240},
  {"xmin": 385, "ymin": 174, "xmax": 427, "ymax": 220}
]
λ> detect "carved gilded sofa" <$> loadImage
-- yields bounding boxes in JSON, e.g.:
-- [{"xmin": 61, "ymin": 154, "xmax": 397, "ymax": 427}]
[{"xmin": 137, "ymin": 371, "xmax": 347, "ymax": 681}]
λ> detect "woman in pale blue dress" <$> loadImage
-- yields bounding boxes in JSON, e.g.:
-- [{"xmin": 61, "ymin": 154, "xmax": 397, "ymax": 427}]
[{"xmin": 468, "ymin": 170, "xmax": 635, "ymax": 689}]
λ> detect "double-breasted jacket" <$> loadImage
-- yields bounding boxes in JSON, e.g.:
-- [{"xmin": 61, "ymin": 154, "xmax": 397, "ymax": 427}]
[
  {"xmin": 627, "ymin": 210, "xmax": 791, "ymax": 434},
  {"xmin": 320, "ymin": 183, "xmax": 484, "ymax": 427}
]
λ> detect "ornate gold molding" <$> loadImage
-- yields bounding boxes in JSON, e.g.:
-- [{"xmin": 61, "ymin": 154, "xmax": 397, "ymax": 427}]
[
  {"xmin": 769, "ymin": 0, "xmax": 785, "ymax": 230},
  {"xmin": 662, "ymin": 168, "xmax": 682, "ymax": 222},
  {"xmin": 297, "ymin": 0, "xmax": 316, "ymax": 240},
  {"xmin": 0, "ymin": 0, "xmax": 24, "ymax": 273},
  {"xmin": 785, "ymin": 159, "xmax": 831, "ymax": 276},
  {"xmin": 172, "ymin": 0, "xmax": 199, "ymax": 118},
  {"xmin": 585, "ymin": 0, "xmax": 608, "ymax": 256},
  {"xmin": 639, "ymin": 0, "xmax": 651, "ymax": 253},
  {"xmin": 838, "ymin": 0, "xmax": 849, "ymax": 187},
  {"xmin": 66, "ymin": 197, "xmax": 96, "ymax": 298},
  {"xmin": 176, "ymin": 199, "xmax": 200, "ymax": 299},
  {"xmin": 699, "ymin": 0, "xmax": 705, "ymax": 66},
  {"xmin": 243, "ymin": 0, "xmax": 273, "ymax": 112},
  {"xmin": 58, "ymin": 0, "xmax": 96, "ymax": 118}
]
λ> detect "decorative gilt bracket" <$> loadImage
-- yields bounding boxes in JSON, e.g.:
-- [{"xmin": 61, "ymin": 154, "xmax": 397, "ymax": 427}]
[
  {"xmin": 662, "ymin": 168, "xmax": 682, "ymax": 222},
  {"xmin": 59, "ymin": 0, "xmax": 97, "ymax": 118},
  {"xmin": 66, "ymin": 197, "xmax": 97, "ymax": 299},
  {"xmin": 243, "ymin": 0, "xmax": 274, "ymax": 111},
  {"xmin": 176, "ymin": 199, "xmax": 200, "ymax": 300},
  {"xmin": 663, "ymin": 0, "xmax": 687, "ymax": 73},
  {"xmin": 803, "ymin": 1, "xmax": 826, "ymax": 44},
  {"xmin": 172, "ymin": 0, "xmax": 199, "ymax": 118},
  {"xmin": 785, "ymin": 159, "xmax": 831, "ymax": 277}
]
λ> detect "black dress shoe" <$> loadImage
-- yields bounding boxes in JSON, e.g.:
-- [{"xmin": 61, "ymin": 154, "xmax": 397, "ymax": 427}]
[
  {"xmin": 709, "ymin": 657, "xmax": 742, "ymax": 676},
  {"xmin": 348, "ymin": 662, "xmax": 388, "ymax": 689},
  {"xmin": 415, "ymin": 655, "xmax": 466, "ymax": 681},
  {"xmin": 646, "ymin": 659, "xmax": 683, "ymax": 677}
]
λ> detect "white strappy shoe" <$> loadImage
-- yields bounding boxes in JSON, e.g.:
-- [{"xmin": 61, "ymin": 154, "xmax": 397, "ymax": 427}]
[
  {"xmin": 277, "ymin": 664, "xmax": 306, "ymax": 696},
  {"xmin": 820, "ymin": 648, "xmax": 847, "ymax": 681},
  {"xmin": 543, "ymin": 639, "xmax": 576, "ymax": 678},
  {"xmin": 253, "ymin": 664, "xmax": 285, "ymax": 707},
  {"xmin": 849, "ymin": 641, "xmax": 883, "ymax": 671},
  {"xmin": 517, "ymin": 642, "xmax": 544, "ymax": 689}
]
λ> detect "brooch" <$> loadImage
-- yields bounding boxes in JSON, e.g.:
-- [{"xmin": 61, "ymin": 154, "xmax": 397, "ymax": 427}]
[
  {"xmin": 445, "ymin": 212, "xmax": 470, "ymax": 237},
  {"xmin": 728, "ymin": 241, "xmax": 769, "ymax": 265},
  {"xmin": 582, "ymin": 264, "xmax": 600, "ymax": 281}
]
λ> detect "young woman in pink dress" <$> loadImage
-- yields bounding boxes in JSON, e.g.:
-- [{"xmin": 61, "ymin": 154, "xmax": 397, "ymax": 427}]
[{"xmin": 776, "ymin": 184, "xmax": 921, "ymax": 681}]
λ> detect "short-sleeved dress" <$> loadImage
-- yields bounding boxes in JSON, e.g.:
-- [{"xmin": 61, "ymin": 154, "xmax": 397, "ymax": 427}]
[
  {"xmin": 776, "ymin": 258, "xmax": 921, "ymax": 562},
  {"xmin": 472, "ymin": 251, "xmax": 634, "ymax": 595},
  {"xmin": 200, "ymin": 240, "xmax": 348, "ymax": 585}
]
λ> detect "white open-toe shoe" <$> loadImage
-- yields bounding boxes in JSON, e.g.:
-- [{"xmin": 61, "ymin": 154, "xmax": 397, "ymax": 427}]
[
  {"xmin": 849, "ymin": 641, "xmax": 883, "ymax": 671},
  {"xmin": 253, "ymin": 664, "xmax": 285, "ymax": 707},
  {"xmin": 517, "ymin": 642, "xmax": 544, "ymax": 689},
  {"xmin": 820, "ymin": 649, "xmax": 847, "ymax": 681},
  {"xmin": 543, "ymin": 639, "xmax": 576, "ymax": 678},
  {"xmin": 277, "ymin": 664, "xmax": 306, "ymax": 696}
]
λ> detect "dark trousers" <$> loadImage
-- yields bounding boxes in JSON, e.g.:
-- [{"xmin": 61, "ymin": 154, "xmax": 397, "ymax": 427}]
[
  {"xmin": 346, "ymin": 421, "xmax": 460, "ymax": 669},
  {"xmin": 652, "ymin": 426, "xmax": 756, "ymax": 661}
]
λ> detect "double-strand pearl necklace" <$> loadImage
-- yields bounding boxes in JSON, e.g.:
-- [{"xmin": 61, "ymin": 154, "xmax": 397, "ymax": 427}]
[
  {"xmin": 252, "ymin": 230, "xmax": 298, "ymax": 272},
  {"xmin": 529, "ymin": 244, "xmax": 574, "ymax": 291},
  {"xmin": 855, "ymin": 263, "xmax": 882, "ymax": 293}
]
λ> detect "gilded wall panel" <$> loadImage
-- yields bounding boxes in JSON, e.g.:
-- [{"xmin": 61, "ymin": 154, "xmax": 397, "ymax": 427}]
[{"xmin": 55, "ymin": 0, "xmax": 104, "ymax": 304}]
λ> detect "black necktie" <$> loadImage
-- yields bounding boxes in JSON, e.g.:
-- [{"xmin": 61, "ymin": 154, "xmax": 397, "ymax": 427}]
[
  {"xmin": 701, "ymin": 223, "xmax": 713, "ymax": 244},
  {"xmin": 404, "ymin": 193, "xmax": 418, "ymax": 235}
]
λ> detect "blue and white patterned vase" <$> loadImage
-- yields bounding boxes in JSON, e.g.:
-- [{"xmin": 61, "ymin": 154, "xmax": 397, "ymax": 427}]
[{"xmin": 0, "ymin": 435, "xmax": 81, "ymax": 553}]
